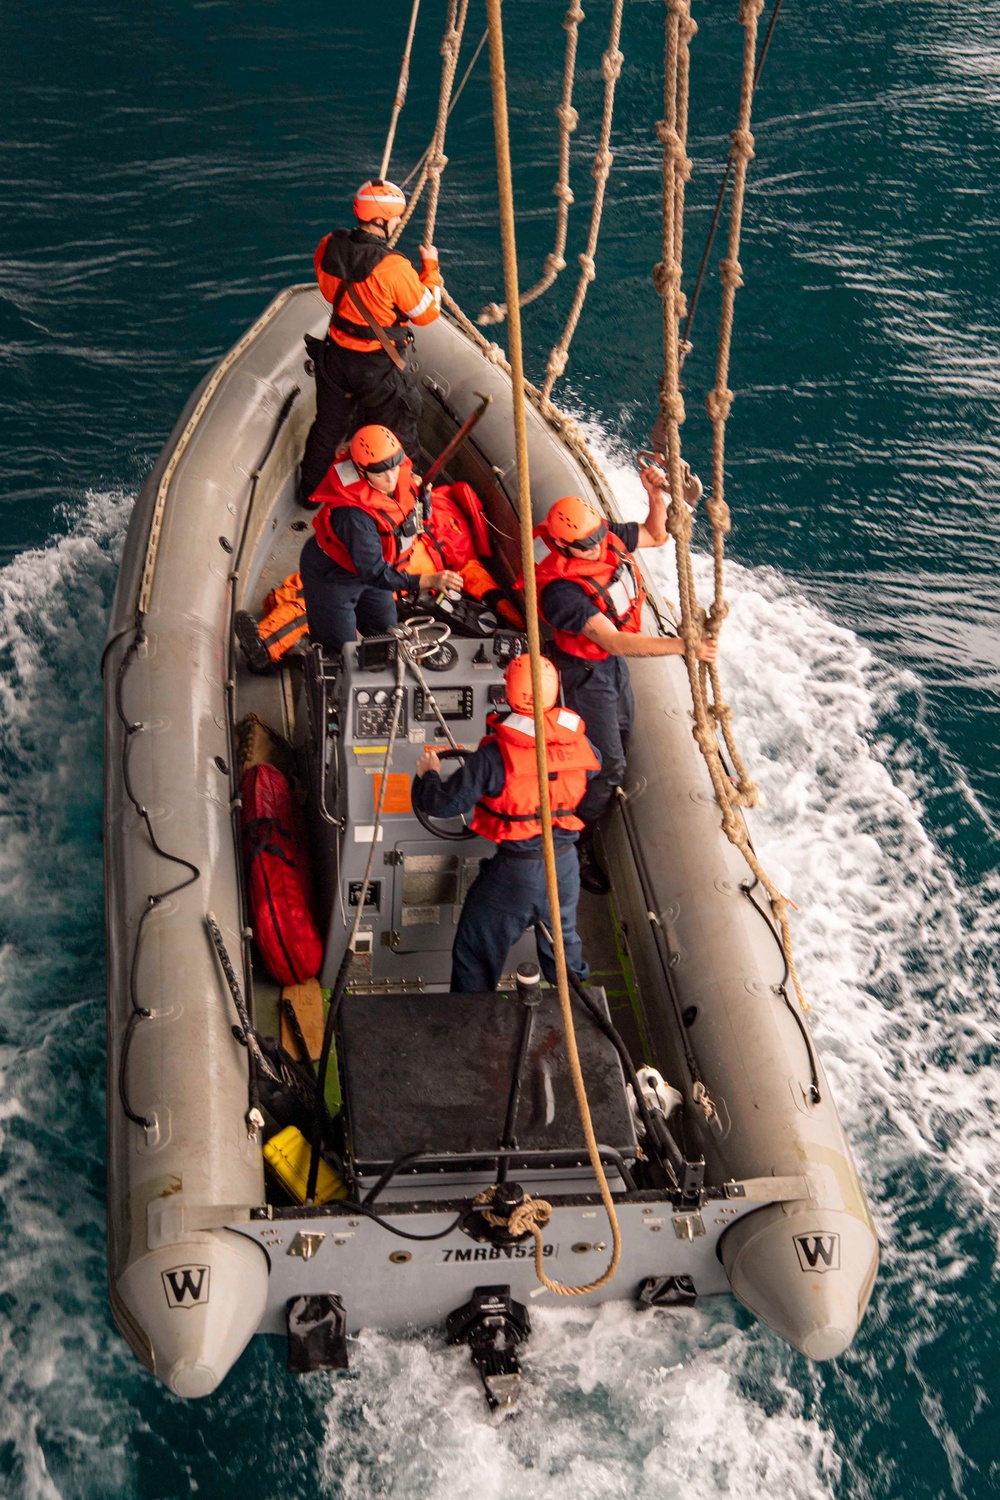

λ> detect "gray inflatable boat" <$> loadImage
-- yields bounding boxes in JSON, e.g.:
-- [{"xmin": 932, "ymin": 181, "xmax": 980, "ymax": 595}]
[{"xmin": 102, "ymin": 283, "xmax": 878, "ymax": 1401}]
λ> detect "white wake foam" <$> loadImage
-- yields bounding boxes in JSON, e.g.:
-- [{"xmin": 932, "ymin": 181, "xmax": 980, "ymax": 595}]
[
  {"xmin": 321, "ymin": 1303, "xmax": 838, "ymax": 1500},
  {"xmin": 0, "ymin": 492, "xmax": 136, "ymax": 1498}
]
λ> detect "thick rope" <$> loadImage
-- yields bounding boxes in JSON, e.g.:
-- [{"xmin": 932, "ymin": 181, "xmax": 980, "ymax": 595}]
[
  {"xmin": 680, "ymin": 0, "xmax": 784, "ymax": 362},
  {"xmin": 653, "ymin": 0, "xmax": 808, "ymax": 1012},
  {"xmin": 539, "ymin": 0, "xmax": 624, "ymax": 405},
  {"xmin": 379, "ymin": 0, "xmax": 422, "ymax": 181},
  {"xmin": 475, "ymin": 1188, "xmax": 557, "ymax": 1283},
  {"xmin": 390, "ymin": 0, "xmax": 470, "ymax": 248},
  {"xmin": 486, "ymin": 0, "xmax": 621, "ymax": 1296},
  {"xmin": 478, "ymin": 3, "xmax": 585, "ymax": 326},
  {"xmin": 400, "ymin": 26, "xmax": 486, "ymax": 193}
]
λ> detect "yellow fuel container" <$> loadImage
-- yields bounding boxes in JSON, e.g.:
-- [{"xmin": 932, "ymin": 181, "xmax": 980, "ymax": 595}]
[{"xmin": 263, "ymin": 1125, "xmax": 347, "ymax": 1206}]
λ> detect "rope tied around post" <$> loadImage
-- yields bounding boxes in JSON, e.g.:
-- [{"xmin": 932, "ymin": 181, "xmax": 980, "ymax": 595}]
[{"xmin": 476, "ymin": 1187, "xmax": 619, "ymax": 1298}]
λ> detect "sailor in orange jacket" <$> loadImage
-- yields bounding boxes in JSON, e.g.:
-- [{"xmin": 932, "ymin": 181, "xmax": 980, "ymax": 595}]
[
  {"xmin": 299, "ymin": 424, "xmax": 461, "ymax": 652},
  {"xmin": 299, "ymin": 179, "xmax": 442, "ymax": 503},
  {"xmin": 412, "ymin": 655, "xmax": 600, "ymax": 993},
  {"xmin": 235, "ymin": 440, "xmax": 524, "ymax": 670},
  {"xmin": 533, "ymin": 465, "xmax": 716, "ymax": 892}
]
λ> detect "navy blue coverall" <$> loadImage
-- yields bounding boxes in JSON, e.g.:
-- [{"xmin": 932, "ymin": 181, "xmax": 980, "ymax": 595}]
[
  {"xmin": 300, "ymin": 510, "xmax": 421, "ymax": 652},
  {"xmin": 412, "ymin": 735, "xmax": 600, "ymax": 993},
  {"xmin": 541, "ymin": 519, "xmax": 639, "ymax": 823}
]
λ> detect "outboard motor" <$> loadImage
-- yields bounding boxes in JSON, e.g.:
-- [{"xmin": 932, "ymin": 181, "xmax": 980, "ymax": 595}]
[{"xmin": 446, "ymin": 1285, "xmax": 531, "ymax": 1411}]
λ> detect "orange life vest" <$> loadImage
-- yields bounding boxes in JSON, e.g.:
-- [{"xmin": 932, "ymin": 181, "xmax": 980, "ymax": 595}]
[
  {"xmin": 312, "ymin": 452, "xmax": 421, "ymax": 574},
  {"xmin": 532, "ymin": 524, "xmax": 645, "ymax": 661},
  {"xmin": 471, "ymin": 707, "xmax": 600, "ymax": 844},
  {"xmin": 258, "ymin": 572, "xmax": 309, "ymax": 661}
]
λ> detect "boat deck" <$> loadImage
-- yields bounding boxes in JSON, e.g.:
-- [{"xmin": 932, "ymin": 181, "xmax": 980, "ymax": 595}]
[{"xmin": 233, "ymin": 497, "xmax": 647, "ymax": 1175}]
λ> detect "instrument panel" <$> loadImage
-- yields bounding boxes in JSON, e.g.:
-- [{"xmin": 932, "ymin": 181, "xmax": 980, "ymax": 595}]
[{"xmin": 353, "ymin": 687, "xmax": 408, "ymax": 740}]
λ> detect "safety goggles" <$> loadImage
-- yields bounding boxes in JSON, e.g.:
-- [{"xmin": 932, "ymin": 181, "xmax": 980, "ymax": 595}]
[
  {"xmin": 361, "ymin": 448, "xmax": 405, "ymax": 475},
  {"xmin": 562, "ymin": 519, "xmax": 608, "ymax": 552}
]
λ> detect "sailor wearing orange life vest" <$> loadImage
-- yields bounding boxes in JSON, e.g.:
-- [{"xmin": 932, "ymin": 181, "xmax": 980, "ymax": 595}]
[
  {"xmin": 300, "ymin": 424, "xmax": 461, "ymax": 652},
  {"xmin": 412, "ymin": 655, "xmax": 600, "ymax": 993},
  {"xmin": 534, "ymin": 465, "xmax": 717, "ymax": 893},
  {"xmin": 298, "ymin": 179, "xmax": 443, "ymax": 504}
]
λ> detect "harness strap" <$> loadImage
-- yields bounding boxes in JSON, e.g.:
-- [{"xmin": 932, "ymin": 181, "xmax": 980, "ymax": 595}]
[
  {"xmin": 584, "ymin": 554, "xmax": 638, "ymax": 624},
  {"xmin": 476, "ymin": 803, "xmax": 581, "ymax": 823},
  {"xmin": 331, "ymin": 281, "xmax": 409, "ymax": 372}
]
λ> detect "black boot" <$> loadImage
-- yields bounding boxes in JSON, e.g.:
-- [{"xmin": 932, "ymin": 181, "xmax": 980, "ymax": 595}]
[
  {"xmin": 577, "ymin": 826, "xmax": 610, "ymax": 896},
  {"xmin": 234, "ymin": 611, "xmax": 273, "ymax": 674}
]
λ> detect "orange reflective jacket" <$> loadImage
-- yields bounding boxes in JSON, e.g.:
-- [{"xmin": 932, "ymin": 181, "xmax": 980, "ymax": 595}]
[
  {"xmin": 315, "ymin": 230, "xmax": 442, "ymax": 354},
  {"xmin": 258, "ymin": 572, "xmax": 309, "ymax": 661},
  {"xmin": 533, "ymin": 525, "xmax": 645, "ymax": 661},
  {"xmin": 471, "ymin": 707, "xmax": 599, "ymax": 844},
  {"xmin": 312, "ymin": 452, "xmax": 421, "ymax": 574}
]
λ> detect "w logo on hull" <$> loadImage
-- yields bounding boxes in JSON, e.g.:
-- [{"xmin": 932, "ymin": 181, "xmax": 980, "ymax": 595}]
[
  {"xmin": 793, "ymin": 1233, "xmax": 841, "ymax": 1273},
  {"xmin": 162, "ymin": 1265, "xmax": 211, "ymax": 1308}
]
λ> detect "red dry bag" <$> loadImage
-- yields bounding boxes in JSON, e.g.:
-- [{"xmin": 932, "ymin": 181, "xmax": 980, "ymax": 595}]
[{"xmin": 240, "ymin": 762, "xmax": 323, "ymax": 985}]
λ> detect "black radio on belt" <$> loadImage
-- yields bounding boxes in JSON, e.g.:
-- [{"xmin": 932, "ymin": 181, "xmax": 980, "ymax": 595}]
[{"xmin": 412, "ymin": 685, "xmax": 474, "ymax": 721}]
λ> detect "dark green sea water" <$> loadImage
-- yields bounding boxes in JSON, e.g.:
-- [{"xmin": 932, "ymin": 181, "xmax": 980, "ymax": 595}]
[{"xmin": 1, "ymin": 1, "xmax": 997, "ymax": 1495}]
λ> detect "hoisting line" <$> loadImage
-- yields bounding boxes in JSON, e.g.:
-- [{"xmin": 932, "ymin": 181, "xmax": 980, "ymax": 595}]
[
  {"xmin": 379, "ymin": 0, "xmax": 422, "ymax": 181},
  {"xmin": 390, "ymin": 0, "xmax": 470, "ymax": 248},
  {"xmin": 484, "ymin": 0, "xmax": 621, "ymax": 1297},
  {"xmin": 680, "ymin": 0, "xmax": 784, "ymax": 359},
  {"xmin": 654, "ymin": 0, "xmax": 809, "ymax": 1013}
]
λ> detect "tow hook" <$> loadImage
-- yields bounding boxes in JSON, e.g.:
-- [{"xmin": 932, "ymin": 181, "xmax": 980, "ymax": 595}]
[{"xmin": 446, "ymin": 1285, "xmax": 531, "ymax": 1411}]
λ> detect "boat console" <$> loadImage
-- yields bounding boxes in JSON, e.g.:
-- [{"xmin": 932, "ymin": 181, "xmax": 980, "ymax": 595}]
[{"xmin": 307, "ymin": 620, "xmax": 543, "ymax": 991}]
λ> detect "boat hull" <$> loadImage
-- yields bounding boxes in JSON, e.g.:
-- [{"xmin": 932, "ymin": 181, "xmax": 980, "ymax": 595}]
[{"xmin": 103, "ymin": 285, "xmax": 876, "ymax": 1392}]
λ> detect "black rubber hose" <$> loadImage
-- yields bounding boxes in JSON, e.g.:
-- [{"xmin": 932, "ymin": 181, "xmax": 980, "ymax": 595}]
[
  {"xmin": 563, "ymin": 970, "xmax": 685, "ymax": 1181},
  {"xmin": 361, "ymin": 1148, "xmax": 434, "ymax": 1206}
]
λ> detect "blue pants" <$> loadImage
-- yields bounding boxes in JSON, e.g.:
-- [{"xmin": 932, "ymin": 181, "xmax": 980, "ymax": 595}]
[
  {"xmin": 451, "ymin": 846, "xmax": 589, "ymax": 994},
  {"xmin": 299, "ymin": 536, "xmax": 398, "ymax": 652},
  {"xmin": 554, "ymin": 653, "xmax": 634, "ymax": 822}
]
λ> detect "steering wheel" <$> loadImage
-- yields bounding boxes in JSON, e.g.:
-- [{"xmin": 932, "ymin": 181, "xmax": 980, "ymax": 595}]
[{"xmin": 412, "ymin": 747, "xmax": 479, "ymax": 842}]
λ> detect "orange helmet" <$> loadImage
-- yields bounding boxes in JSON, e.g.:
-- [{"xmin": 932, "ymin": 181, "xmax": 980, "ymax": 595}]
[
  {"xmin": 505, "ymin": 654, "xmax": 559, "ymax": 715},
  {"xmin": 546, "ymin": 495, "xmax": 608, "ymax": 553},
  {"xmin": 354, "ymin": 179, "xmax": 407, "ymax": 223},
  {"xmin": 350, "ymin": 425, "xmax": 405, "ymax": 473}
]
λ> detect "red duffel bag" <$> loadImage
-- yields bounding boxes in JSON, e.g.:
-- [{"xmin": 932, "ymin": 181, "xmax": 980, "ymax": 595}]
[{"xmin": 240, "ymin": 762, "xmax": 323, "ymax": 985}]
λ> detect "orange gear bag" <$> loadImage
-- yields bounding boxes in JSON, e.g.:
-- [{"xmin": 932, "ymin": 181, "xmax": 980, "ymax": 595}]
[{"xmin": 258, "ymin": 572, "xmax": 309, "ymax": 662}]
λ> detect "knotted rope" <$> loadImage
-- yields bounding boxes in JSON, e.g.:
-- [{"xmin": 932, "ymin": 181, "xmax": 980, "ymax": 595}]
[
  {"xmin": 379, "ymin": 0, "xmax": 422, "ymax": 182},
  {"xmin": 485, "ymin": 0, "xmax": 621, "ymax": 1295},
  {"xmin": 390, "ymin": 0, "xmax": 471, "ymax": 247},
  {"xmin": 654, "ymin": 0, "xmax": 808, "ymax": 1011},
  {"xmin": 540, "ymin": 0, "xmax": 623, "ymax": 405},
  {"xmin": 475, "ymin": 1189, "xmax": 576, "ymax": 1294},
  {"xmin": 478, "ymin": 3, "xmax": 585, "ymax": 326}
]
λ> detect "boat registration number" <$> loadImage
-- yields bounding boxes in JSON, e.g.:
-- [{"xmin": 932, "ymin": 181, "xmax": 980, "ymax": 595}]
[{"xmin": 441, "ymin": 1244, "xmax": 556, "ymax": 1263}]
